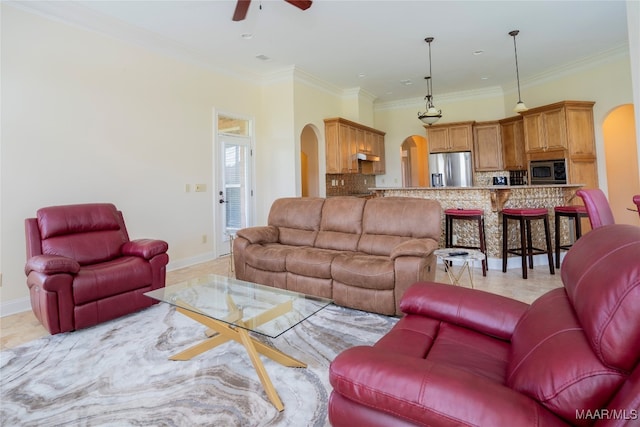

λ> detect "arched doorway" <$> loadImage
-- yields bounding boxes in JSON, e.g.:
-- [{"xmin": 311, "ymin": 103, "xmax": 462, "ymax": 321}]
[
  {"xmin": 401, "ymin": 135, "xmax": 429, "ymax": 187},
  {"xmin": 603, "ymin": 104, "xmax": 639, "ymax": 225},
  {"xmin": 300, "ymin": 124, "xmax": 320, "ymax": 197}
]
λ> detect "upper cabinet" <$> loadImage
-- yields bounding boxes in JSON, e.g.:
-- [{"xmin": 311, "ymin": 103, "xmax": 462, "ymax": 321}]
[
  {"xmin": 473, "ymin": 121, "xmax": 503, "ymax": 171},
  {"xmin": 426, "ymin": 121, "xmax": 474, "ymax": 153},
  {"xmin": 522, "ymin": 101, "xmax": 597, "ymax": 188},
  {"xmin": 522, "ymin": 101, "xmax": 595, "ymax": 156},
  {"xmin": 522, "ymin": 105, "xmax": 568, "ymax": 153},
  {"xmin": 324, "ymin": 118, "xmax": 386, "ymax": 175},
  {"xmin": 499, "ymin": 116, "xmax": 526, "ymax": 171}
]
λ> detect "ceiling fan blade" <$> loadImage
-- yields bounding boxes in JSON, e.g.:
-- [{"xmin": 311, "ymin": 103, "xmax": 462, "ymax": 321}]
[
  {"xmin": 284, "ymin": 0, "xmax": 312, "ymax": 11},
  {"xmin": 232, "ymin": 0, "xmax": 251, "ymax": 21}
]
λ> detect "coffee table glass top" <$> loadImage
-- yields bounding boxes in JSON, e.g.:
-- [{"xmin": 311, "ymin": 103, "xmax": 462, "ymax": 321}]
[{"xmin": 145, "ymin": 274, "xmax": 333, "ymax": 339}]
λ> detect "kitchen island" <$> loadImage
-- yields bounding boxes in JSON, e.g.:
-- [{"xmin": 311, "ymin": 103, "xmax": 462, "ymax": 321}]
[{"xmin": 373, "ymin": 185, "xmax": 584, "ymax": 268}]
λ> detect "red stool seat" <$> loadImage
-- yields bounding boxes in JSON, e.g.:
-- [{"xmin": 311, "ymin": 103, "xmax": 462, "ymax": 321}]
[
  {"xmin": 554, "ymin": 205, "xmax": 587, "ymax": 214},
  {"xmin": 444, "ymin": 208, "xmax": 487, "ymax": 276},
  {"xmin": 502, "ymin": 208, "xmax": 548, "ymax": 216}
]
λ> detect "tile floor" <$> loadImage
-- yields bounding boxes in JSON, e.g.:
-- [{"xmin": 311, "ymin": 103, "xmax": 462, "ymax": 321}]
[{"xmin": 0, "ymin": 256, "xmax": 563, "ymax": 351}]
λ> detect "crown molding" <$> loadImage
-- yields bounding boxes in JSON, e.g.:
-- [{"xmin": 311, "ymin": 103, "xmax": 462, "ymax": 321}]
[
  {"xmin": 342, "ymin": 87, "xmax": 378, "ymax": 103},
  {"xmin": 376, "ymin": 85, "xmax": 504, "ymax": 111}
]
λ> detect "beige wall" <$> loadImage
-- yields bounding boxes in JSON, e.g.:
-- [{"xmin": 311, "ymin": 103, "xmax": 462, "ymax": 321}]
[
  {"xmin": 0, "ymin": 6, "xmax": 262, "ymax": 307},
  {"xmin": 603, "ymin": 105, "xmax": 639, "ymax": 224}
]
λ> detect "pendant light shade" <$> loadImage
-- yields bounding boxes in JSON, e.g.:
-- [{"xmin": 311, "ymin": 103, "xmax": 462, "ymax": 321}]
[
  {"xmin": 509, "ymin": 30, "xmax": 528, "ymax": 113},
  {"xmin": 418, "ymin": 37, "xmax": 442, "ymax": 125}
]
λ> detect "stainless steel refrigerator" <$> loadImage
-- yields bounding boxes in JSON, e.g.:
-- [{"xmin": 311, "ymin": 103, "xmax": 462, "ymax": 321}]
[{"xmin": 428, "ymin": 151, "xmax": 473, "ymax": 187}]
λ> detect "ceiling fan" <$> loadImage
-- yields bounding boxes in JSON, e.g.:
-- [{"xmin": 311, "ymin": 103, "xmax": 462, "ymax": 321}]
[{"xmin": 232, "ymin": 0, "xmax": 313, "ymax": 21}]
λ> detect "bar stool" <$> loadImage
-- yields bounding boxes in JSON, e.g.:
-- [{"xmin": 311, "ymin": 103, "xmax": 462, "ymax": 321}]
[
  {"xmin": 444, "ymin": 208, "xmax": 487, "ymax": 276},
  {"xmin": 554, "ymin": 205, "xmax": 588, "ymax": 268},
  {"xmin": 501, "ymin": 208, "xmax": 554, "ymax": 279}
]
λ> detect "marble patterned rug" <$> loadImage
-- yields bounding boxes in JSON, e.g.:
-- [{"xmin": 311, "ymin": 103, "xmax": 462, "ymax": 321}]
[{"xmin": 1, "ymin": 303, "xmax": 397, "ymax": 426}]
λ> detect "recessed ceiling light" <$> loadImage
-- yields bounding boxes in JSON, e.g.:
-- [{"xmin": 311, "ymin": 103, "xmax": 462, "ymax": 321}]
[
  {"xmin": 473, "ymin": 50, "xmax": 484, "ymax": 55},
  {"xmin": 241, "ymin": 33, "xmax": 253, "ymax": 39},
  {"xmin": 358, "ymin": 73, "xmax": 366, "ymax": 78},
  {"xmin": 481, "ymin": 76, "xmax": 489, "ymax": 80},
  {"xmin": 400, "ymin": 79, "xmax": 412, "ymax": 86},
  {"xmin": 256, "ymin": 54, "xmax": 270, "ymax": 61}
]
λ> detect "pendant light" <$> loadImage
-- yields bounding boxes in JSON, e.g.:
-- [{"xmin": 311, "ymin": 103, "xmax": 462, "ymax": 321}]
[
  {"xmin": 509, "ymin": 30, "xmax": 528, "ymax": 113},
  {"xmin": 418, "ymin": 37, "xmax": 442, "ymax": 125}
]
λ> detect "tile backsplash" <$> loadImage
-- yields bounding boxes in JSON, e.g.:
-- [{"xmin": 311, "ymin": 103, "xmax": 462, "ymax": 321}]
[{"xmin": 326, "ymin": 173, "xmax": 376, "ymax": 196}]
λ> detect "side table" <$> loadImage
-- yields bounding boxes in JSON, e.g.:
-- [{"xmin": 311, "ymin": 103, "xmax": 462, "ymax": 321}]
[{"xmin": 433, "ymin": 248, "xmax": 486, "ymax": 288}]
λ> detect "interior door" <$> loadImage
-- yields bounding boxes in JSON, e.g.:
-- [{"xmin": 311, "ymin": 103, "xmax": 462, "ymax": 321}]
[{"xmin": 216, "ymin": 115, "xmax": 253, "ymax": 257}]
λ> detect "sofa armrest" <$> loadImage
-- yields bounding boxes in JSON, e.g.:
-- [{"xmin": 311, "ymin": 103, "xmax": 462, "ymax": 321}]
[
  {"xmin": 25, "ymin": 254, "xmax": 80, "ymax": 276},
  {"xmin": 390, "ymin": 238, "xmax": 439, "ymax": 260},
  {"xmin": 236, "ymin": 226, "xmax": 279, "ymax": 244},
  {"xmin": 122, "ymin": 239, "xmax": 169, "ymax": 260},
  {"xmin": 330, "ymin": 346, "xmax": 567, "ymax": 427},
  {"xmin": 400, "ymin": 282, "xmax": 529, "ymax": 340}
]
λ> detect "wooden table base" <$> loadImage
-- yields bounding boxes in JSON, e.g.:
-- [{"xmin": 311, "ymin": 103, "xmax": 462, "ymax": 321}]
[{"xmin": 168, "ymin": 299, "xmax": 305, "ymax": 412}]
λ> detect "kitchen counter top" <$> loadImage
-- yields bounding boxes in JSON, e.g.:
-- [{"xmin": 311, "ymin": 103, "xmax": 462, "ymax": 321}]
[
  {"xmin": 374, "ymin": 184, "xmax": 582, "ymax": 190},
  {"xmin": 373, "ymin": 185, "xmax": 585, "ymax": 265}
]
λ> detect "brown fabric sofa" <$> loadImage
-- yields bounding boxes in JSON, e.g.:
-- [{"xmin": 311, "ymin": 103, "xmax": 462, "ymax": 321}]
[{"xmin": 233, "ymin": 196, "xmax": 441, "ymax": 315}]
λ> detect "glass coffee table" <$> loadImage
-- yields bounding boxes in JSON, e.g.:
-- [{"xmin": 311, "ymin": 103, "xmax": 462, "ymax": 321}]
[{"xmin": 145, "ymin": 274, "xmax": 332, "ymax": 411}]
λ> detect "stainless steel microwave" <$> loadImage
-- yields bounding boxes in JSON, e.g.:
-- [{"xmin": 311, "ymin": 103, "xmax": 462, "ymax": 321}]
[{"xmin": 529, "ymin": 159, "xmax": 567, "ymax": 185}]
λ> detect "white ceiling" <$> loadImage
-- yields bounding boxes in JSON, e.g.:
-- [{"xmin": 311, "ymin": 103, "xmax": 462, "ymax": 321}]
[{"xmin": 10, "ymin": 0, "xmax": 630, "ymax": 104}]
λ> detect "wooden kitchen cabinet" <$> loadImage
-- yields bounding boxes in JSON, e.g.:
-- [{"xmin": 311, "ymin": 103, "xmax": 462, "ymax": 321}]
[
  {"xmin": 426, "ymin": 121, "xmax": 474, "ymax": 153},
  {"xmin": 473, "ymin": 121, "xmax": 503, "ymax": 171},
  {"xmin": 500, "ymin": 116, "xmax": 526, "ymax": 170},
  {"xmin": 523, "ymin": 101, "xmax": 597, "ymax": 189},
  {"xmin": 325, "ymin": 120, "xmax": 357, "ymax": 173},
  {"xmin": 324, "ymin": 117, "xmax": 386, "ymax": 174},
  {"xmin": 372, "ymin": 133, "xmax": 386, "ymax": 174}
]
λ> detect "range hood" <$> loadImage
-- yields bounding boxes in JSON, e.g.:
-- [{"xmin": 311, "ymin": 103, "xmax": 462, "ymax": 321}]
[{"xmin": 356, "ymin": 152, "xmax": 380, "ymax": 162}]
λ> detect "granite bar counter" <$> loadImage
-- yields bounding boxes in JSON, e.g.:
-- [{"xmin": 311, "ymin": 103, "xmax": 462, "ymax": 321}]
[{"xmin": 373, "ymin": 185, "xmax": 584, "ymax": 269}]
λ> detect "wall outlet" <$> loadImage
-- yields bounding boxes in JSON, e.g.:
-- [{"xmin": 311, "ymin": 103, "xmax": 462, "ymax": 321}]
[{"xmin": 195, "ymin": 184, "xmax": 206, "ymax": 192}]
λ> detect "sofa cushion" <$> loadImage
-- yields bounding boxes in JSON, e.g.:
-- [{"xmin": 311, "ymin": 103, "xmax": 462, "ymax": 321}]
[
  {"xmin": 358, "ymin": 197, "xmax": 441, "ymax": 256},
  {"xmin": 315, "ymin": 197, "xmax": 366, "ymax": 251},
  {"xmin": 560, "ymin": 224, "xmax": 640, "ymax": 371},
  {"xmin": 507, "ymin": 288, "xmax": 626, "ymax": 426},
  {"xmin": 244, "ymin": 243, "xmax": 298, "ymax": 272},
  {"xmin": 286, "ymin": 248, "xmax": 341, "ymax": 279},
  {"xmin": 331, "ymin": 253, "xmax": 394, "ymax": 290},
  {"xmin": 268, "ymin": 197, "xmax": 324, "ymax": 246},
  {"xmin": 73, "ymin": 256, "xmax": 152, "ymax": 304},
  {"xmin": 37, "ymin": 204, "xmax": 128, "ymax": 265}
]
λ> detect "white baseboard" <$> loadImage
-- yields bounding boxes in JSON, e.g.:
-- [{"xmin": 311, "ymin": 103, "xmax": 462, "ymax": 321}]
[
  {"xmin": 0, "ymin": 252, "xmax": 217, "ymax": 318},
  {"xmin": 437, "ymin": 253, "xmax": 562, "ymax": 271}
]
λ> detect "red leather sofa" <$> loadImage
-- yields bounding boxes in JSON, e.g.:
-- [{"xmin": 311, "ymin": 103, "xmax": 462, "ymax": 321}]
[
  {"xmin": 25, "ymin": 203, "xmax": 169, "ymax": 335},
  {"xmin": 329, "ymin": 224, "xmax": 640, "ymax": 426}
]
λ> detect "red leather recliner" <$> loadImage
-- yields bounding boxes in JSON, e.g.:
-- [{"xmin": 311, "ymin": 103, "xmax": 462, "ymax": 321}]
[
  {"xmin": 25, "ymin": 203, "xmax": 169, "ymax": 335},
  {"xmin": 576, "ymin": 188, "xmax": 616, "ymax": 229},
  {"xmin": 329, "ymin": 224, "xmax": 640, "ymax": 426}
]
